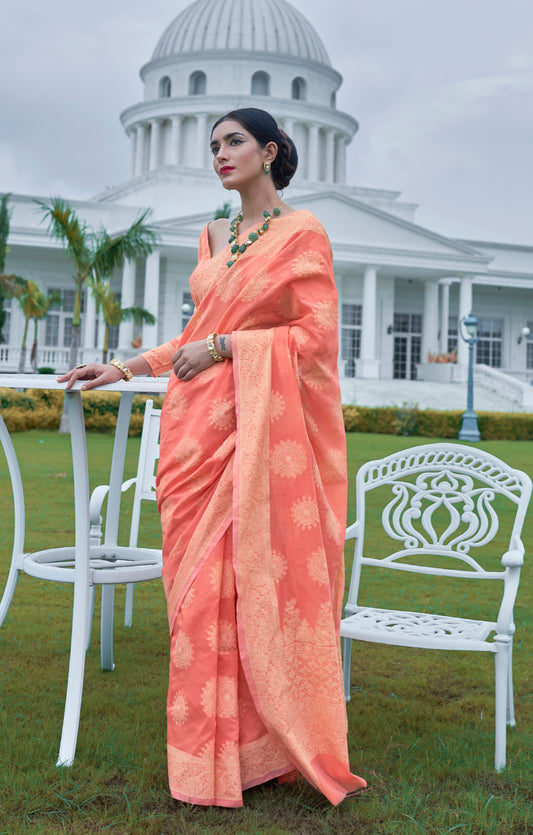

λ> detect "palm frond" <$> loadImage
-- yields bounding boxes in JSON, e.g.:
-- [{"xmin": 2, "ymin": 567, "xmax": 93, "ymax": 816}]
[
  {"xmin": 35, "ymin": 197, "xmax": 91, "ymax": 272},
  {"xmin": 0, "ymin": 273, "xmax": 28, "ymax": 298},
  {"xmin": 91, "ymin": 210, "xmax": 160, "ymax": 279}
]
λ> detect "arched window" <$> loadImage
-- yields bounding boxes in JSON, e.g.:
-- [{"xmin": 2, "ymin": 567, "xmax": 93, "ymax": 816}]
[
  {"xmin": 188, "ymin": 70, "xmax": 206, "ymax": 95},
  {"xmin": 291, "ymin": 77, "xmax": 306, "ymax": 100},
  {"xmin": 251, "ymin": 71, "xmax": 270, "ymax": 96},
  {"xmin": 159, "ymin": 76, "xmax": 171, "ymax": 98}
]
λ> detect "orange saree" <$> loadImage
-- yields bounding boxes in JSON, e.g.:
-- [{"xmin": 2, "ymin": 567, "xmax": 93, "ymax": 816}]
[{"xmin": 142, "ymin": 210, "xmax": 366, "ymax": 806}]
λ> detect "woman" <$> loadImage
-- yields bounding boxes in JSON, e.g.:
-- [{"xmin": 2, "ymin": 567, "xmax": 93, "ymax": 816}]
[{"xmin": 59, "ymin": 108, "xmax": 366, "ymax": 807}]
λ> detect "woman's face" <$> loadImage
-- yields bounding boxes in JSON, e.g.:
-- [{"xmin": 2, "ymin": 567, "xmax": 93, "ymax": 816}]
[{"xmin": 210, "ymin": 119, "xmax": 275, "ymax": 189}]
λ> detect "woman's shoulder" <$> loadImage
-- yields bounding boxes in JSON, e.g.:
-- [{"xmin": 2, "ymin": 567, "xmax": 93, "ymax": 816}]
[{"xmin": 282, "ymin": 209, "xmax": 330, "ymax": 240}]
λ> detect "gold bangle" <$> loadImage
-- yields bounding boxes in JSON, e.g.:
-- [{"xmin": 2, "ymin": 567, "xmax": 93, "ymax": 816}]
[
  {"xmin": 206, "ymin": 332, "xmax": 224, "ymax": 363},
  {"xmin": 109, "ymin": 358, "xmax": 133, "ymax": 381}
]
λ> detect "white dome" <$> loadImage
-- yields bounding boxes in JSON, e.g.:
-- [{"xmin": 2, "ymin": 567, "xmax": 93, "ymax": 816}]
[{"xmin": 152, "ymin": 0, "xmax": 331, "ymax": 66}]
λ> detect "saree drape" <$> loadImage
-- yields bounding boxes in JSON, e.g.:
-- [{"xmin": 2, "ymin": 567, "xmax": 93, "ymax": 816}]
[{"xmin": 142, "ymin": 210, "xmax": 366, "ymax": 806}]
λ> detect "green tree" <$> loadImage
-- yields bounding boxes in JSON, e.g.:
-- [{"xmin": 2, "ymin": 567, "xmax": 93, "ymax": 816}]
[
  {"xmin": 214, "ymin": 201, "xmax": 232, "ymax": 219},
  {"xmin": 0, "ymin": 193, "xmax": 12, "ymax": 342},
  {"xmin": 14, "ymin": 280, "xmax": 60, "ymax": 373},
  {"xmin": 36, "ymin": 198, "xmax": 159, "ymax": 369},
  {"xmin": 87, "ymin": 276, "xmax": 155, "ymax": 364}
]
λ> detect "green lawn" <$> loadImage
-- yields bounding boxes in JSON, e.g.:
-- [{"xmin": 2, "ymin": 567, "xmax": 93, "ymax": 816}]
[{"xmin": 0, "ymin": 430, "xmax": 531, "ymax": 834}]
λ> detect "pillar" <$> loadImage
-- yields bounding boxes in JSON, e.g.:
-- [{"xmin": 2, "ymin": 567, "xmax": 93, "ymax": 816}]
[
  {"xmin": 135, "ymin": 123, "xmax": 147, "ymax": 177},
  {"xmin": 142, "ymin": 252, "xmax": 160, "ymax": 349},
  {"xmin": 128, "ymin": 129, "xmax": 137, "ymax": 180},
  {"xmin": 118, "ymin": 259, "xmax": 137, "ymax": 351},
  {"xmin": 456, "ymin": 276, "xmax": 473, "ymax": 379},
  {"xmin": 335, "ymin": 134, "xmax": 346, "ymax": 184},
  {"xmin": 358, "ymin": 266, "xmax": 381, "ymax": 378},
  {"xmin": 149, "ymin": 120, "xmax": 161, "ymax": 171},
  {"xmin": 325, "ymin": 129, "xmax": 335, "ymax": 184},
  {"xmin": 170, "ymin": 116, "xmax": 182, "ymax": 166},
  {"xmin": 196, "ymin": 113, "xmax": 207, "ymax": 168},
  {"xmin": 421, "ymin": 280, "xmax": 439, "ymax": 362},
  {"xmin": 439, "ymin": 279, "xmax": 452, "ymax": 354},
  {"xmin": 307, "ymin": 124, "xmax": 320, "ymax": 181}
]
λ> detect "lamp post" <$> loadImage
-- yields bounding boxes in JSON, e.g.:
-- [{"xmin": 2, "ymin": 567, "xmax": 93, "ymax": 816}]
[{"xmin": 458, "ymin": 312, "xmax": 481, "ymax": 442}]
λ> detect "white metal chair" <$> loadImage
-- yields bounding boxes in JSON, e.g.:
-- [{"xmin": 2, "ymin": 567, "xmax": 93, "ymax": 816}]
[
  {"xmin": 341, "ymin": 443, "xmax": 531, "ymax": 771},
  {"xmin": 89, "ymin": 398, "xmax": 162, "ymax": 668}
]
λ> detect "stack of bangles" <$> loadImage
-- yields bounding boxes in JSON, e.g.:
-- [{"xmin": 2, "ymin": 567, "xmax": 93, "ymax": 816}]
[
  {"xmin": 109, "ymin": 358, "xmax": 133, "ymax": 381},
  {"xmin": 206, "ymin": 332, "xmax": 225, "ymax": 363}
]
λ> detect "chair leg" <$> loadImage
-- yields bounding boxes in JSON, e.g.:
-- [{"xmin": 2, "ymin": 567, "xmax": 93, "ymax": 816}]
[
  {"xmin": 124, "ymin": 582, "xmax": 134, "ymax": 628},
  {"xmin": 342, "ymin": 637, "xmax": 353, "ymax": 703},
  {"xmin": 100, "ymin": 585, "xmax": 116, "ymax": 671},
  {"xmin": 0, "ymin": 564, "xmax": 20, "ymax": 628},
  {"xmin": 494, "ymin": 640, "xmax": 510, "ymax": 771},
  {"xmin": 506, "ymin": 640, "xmax": 516, "ymax": 727},
  {"xmin": 56, "ymin": 580, "xmax": 92, "ymax": 767},
  {"xmin": 85, "ymin": 586, "xmax": 95, "ymax": 652}
]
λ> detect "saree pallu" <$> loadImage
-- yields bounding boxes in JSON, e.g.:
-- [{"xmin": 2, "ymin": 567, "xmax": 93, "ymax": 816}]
[{"xmin": 142, "ymin": 210, "xmax": 366, "ymax": 806}]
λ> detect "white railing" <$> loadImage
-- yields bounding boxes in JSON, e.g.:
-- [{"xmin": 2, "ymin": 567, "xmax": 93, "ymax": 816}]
[
  {"xmin": 0, "ymin": 347, "xmax": 70, "ymax": 374},
  {"xmin": 474, "ymin": 364, "xmax": 533, "ymax": 410}
]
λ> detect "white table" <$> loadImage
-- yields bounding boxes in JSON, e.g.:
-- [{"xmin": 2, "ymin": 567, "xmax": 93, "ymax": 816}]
[{"xmin": 0, "ymin": 373, "xmax": 168, "ymax": 766}]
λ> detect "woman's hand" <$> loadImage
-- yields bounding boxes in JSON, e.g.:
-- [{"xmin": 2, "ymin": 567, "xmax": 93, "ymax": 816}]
[
  {"xmin": 57, "ymin": 363, "xmax": 124, "ymax": 391},
  {"xmin": 171, "ymin": 340, "xmax": 216, "ymax": 382}
]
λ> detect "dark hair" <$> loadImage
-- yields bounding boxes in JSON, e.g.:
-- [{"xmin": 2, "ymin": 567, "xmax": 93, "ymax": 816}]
[{"xmin": 211, "ymin": 107, "xmax": 298, "ymax": 189}]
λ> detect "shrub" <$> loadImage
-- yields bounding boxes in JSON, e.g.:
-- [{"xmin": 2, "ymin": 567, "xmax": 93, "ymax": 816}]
[{"xmin": 37, "ymin": 366, "xmax": 55, "ymax": 374}]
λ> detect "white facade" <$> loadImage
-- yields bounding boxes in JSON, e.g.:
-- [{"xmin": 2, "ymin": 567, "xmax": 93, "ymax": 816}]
[{"xmin": 2, "ymin": 0, "xmax": 533, "ymax": 384}]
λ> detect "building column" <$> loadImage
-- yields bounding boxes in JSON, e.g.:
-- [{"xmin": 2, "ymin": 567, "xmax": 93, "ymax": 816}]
[
  {"xmin": 135, "ymin": 123, "xmax": 147, "ymax": 177},
  {"xmin": 358, "ymin": 265, "xmax": 381, "ymax": 378},
  {"xmin": 128, "ymin": 129, "xmax": 137, "ymax": 180},
  {"xmin": 170, "ymin": 115, "xmax": 182, "ymax": 166},
  {"xmin": 456, "ymin": 275, "xmax": 473, "ymax": 380},
  {"xmin": 83, "ymin": 288, "xmax": 97, "ymax": 356},
  {"xmin": 307, "ymin": 124, "xmax": 320, "ymax": 181},
  {"xmin": 439, "ymin": 279, "xmax": 453, "ymax": 353},
  {"xmin": 142, "ymin": 252, "xmax": 160, "ymax": 349},
  {"xmin": 118, "ymin": 259, "xmax": 137, "ymax": 351},
  {"xmin": 284, "ymin": 117, "xmax": 295, "ymax": 139},
  {"xmin": 421, "ymin": 280, "xmax": 440, "ymax": 362},
  {"xmin": 149, "ymin": 119, "xmax": 161, "ymax": 171},
  {"xmin": 196, "ymin": 113, "xmax": 207, "ymax": 168},
  {"xmin": 335, "ymin": 134, "xmax": 346, "ymax": 184},
  {"xmin": 325, "ymin": 129, "xmax": 335, "ymax": 183}
]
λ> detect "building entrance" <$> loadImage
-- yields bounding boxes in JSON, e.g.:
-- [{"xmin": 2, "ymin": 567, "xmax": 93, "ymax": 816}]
[{"xmin": 393, "ymin": 313, "xmax": 422, "ymax": 379}]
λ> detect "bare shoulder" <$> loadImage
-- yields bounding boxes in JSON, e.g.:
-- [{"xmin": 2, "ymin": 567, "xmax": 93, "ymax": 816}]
[{"xmin": 208, "ymin": 218, "xmax": 231, "ymax": 257}]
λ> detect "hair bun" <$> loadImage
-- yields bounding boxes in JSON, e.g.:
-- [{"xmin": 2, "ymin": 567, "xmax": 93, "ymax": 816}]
[{"xmin": 272, "ymin": 128, "xmax": 298, "ymax": 190}]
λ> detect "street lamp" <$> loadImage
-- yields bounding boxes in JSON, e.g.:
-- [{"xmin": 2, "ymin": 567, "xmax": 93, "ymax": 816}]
[{"xmin": 458, "ymin": 312, "xmax": 481, "ymax": 442}]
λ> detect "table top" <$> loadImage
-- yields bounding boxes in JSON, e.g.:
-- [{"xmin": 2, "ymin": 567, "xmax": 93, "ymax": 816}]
[{"xmin": 0, "ymin": 373, "xmax": 169, "ymax": 394}]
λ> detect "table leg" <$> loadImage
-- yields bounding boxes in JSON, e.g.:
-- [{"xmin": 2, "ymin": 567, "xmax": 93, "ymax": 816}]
[
  {"xmin": 100, "ymin": 391, "xmax": 134, "ymax": 671},
  {"xmin": 57, "ymin": 391, "xmax": 91, "ymax": 767}
]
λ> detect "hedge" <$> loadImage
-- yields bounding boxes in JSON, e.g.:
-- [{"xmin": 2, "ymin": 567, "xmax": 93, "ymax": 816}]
[{"xmin": 1, "ymin": 388, "xmax": 532, "ymax": 440}]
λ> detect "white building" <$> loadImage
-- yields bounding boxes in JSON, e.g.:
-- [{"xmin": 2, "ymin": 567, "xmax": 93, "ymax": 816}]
[{"xmin": 2, "ymin": 0, "xmax": 533, "ymax": 388}]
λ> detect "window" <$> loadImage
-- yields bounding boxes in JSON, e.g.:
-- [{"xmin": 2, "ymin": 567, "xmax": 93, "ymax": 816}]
[
  {"xmin": 291, "ymin": 77, "xmax": 306, "ymax": 100},
  {"xmin": 330, "ymin": 91, "xmax": 337, "ymax": 109},
  {"xmin": 475, "ymin": 318, "xmax": 502, "ymax": 368},
  {"xmin": 251, "ymin": 71, "xmax": 270, "ymax": 96},
  {"xmin": 181, "ymin": 291, "xmax": 195, "ymax": 331},
  {"xmin": 159, "ymin": 76, "xmax": 171, "ymax": 98},
  {"xmin": 188, "ymin": 71, "xmax": 206, "ymax": 95},
  {"xmin": 393, "ymin": 313, "xmax": 422, "ymax": 379},
  {"xmin": 448, "ymin": 316, "xmax": 458, "ymax": 354},
  {"xmin": 341, "ymin": 303, "xmax": 362, "ymax": 378},
  {"xmin": 45, "ymin": 287, "xmax": 84, "ymax": 348},
  {"xmin": 0, "ymin": 297, "xmax": 11, "ymax": 343},
  {"xmin": 526, "ymin": 321, "xmax": 533, "ymax": 371}
]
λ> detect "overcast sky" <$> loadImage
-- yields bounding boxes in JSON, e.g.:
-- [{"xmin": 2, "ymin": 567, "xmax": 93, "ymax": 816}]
[{"xmin": 1, "ymin": 0, "xmax": 531, "ymax": 245}]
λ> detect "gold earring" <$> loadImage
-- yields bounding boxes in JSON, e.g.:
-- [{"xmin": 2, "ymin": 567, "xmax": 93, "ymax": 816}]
[{"xmin": 264, "ymin": 161, "xmax": 270, "ymax": 175}]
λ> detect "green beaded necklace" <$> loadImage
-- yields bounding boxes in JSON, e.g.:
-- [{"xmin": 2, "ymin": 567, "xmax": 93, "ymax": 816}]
[{"xmin": 227, "ymin": 199, "xmax": 283, "ymax": 268}]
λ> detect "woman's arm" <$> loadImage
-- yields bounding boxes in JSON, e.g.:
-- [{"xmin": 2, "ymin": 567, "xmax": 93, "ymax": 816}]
[
  {"xmin": 58, "ymin": 354, "xmax": 152, "ymax": 390},
  {"xmin": 171, "ymin": 333, "xmax": 232, "ymax": 382}
]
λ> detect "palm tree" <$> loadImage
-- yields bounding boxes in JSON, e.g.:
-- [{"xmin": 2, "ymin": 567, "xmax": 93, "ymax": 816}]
[
  {"xmin": 36, "ymin": 198, "xmax": 160, "ymax": 370},
  {"xmin": 87, "ymin": 277, "xmax": 155, "ymax": 364},
  {"xmin": 14, "ymin": 280, "xmax": 60, "ymax": 373}
]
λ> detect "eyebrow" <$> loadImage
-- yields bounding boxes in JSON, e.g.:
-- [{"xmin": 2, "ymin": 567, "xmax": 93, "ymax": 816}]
[{"xmin": 209, "ymin": 131, "xmax": 246, "ymax": 149}]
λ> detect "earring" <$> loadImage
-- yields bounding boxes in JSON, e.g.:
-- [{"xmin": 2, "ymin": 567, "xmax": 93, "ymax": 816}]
[{"xmin": 264, "ymin": 161, "xmax": 271, "ymax": 175}]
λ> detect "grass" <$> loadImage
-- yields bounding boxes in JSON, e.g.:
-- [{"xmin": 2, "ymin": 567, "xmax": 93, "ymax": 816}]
[{"xmin": 0, "ymin": 430, "xmax": 532, "ymax": 834}]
